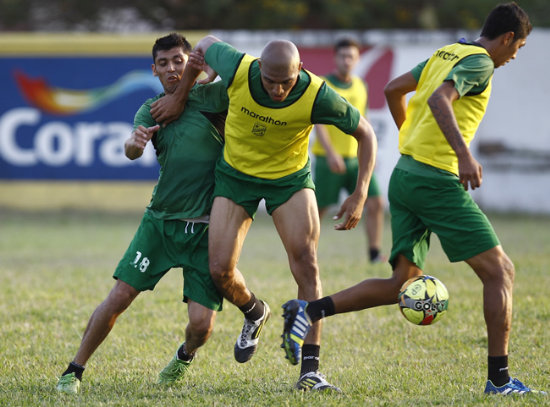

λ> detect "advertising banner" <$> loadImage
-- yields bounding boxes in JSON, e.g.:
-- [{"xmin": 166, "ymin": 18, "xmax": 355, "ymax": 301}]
[
  {"xmin": 0, "ymin": 55, "xmax": 160, "ymax": 180},
  {"xmin": 0, "ymin": 33, "xmax": 206, "ymax": 182},
  {"xmin": 1, "ymin": 31, "xmax": 549, "ymax": 213}
]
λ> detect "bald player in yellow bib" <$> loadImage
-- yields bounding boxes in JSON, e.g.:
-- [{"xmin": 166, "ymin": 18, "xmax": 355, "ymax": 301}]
[{"xmin": 151, "ymin": 36, "xmax": 378, "ymax": 391}]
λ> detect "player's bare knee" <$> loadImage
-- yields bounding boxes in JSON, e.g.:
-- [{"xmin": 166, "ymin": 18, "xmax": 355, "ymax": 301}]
[
  {"xmin": 479, "ymin": 252, "xmax": 515, "ymax": 291},
  {"xmin": 108, "ymin": 282, "xmax": 138, "ymax": 311},
  {"xmin": 500, "ymin": 254, "xmax": 515, "ymax": 289},
  {"xmin": 366, "ymin": 197, "xmax": 383, "ymax": 215},
  {"xmin": 209, "ymin": 260, "xmax": 233, "ymax": 282},
  {"xmin": 391, "ymin": 261, "xmax": 422, "ymax": 290},
  {"xmin": 289, "ymin": 244, "xmax": 317, "ymax": 268},
  {"xmin": 190, "ymin": 319, "xmax": 214, "ymax": 339}
]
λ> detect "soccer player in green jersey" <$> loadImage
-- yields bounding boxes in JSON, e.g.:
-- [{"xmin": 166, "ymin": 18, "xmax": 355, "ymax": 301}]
[
  {"xmin": 312, "ymin": 37, "xmax": 386, "ymax": 264},
  {"xmin": 151, "ymin": 36, "xmax": 378, "ymax": 391},
  {"xmin": 281, "ymin": 2, "xmax": 546, "ymax": 395},
  {"xmin": 56, "ymin": 33, "xmax": 229, "ymax": 394}
]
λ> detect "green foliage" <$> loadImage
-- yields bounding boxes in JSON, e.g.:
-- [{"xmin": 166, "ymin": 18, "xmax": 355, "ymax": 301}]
[
  {"xmin": 0, "ymin": 209, "xmax": 548, "ymax": 406},
  {"xmin": 1, "ymin": 0, "xmax": 549, "ymax": 31},
  {"xmin": 0, "ymin": 0, "xmax": 33, "ymax": 30}
]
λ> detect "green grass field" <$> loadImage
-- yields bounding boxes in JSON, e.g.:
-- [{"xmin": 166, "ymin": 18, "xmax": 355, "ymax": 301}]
[{"xmin": 1, "ymin": 206, "xmax": 549, "ymax": 406}]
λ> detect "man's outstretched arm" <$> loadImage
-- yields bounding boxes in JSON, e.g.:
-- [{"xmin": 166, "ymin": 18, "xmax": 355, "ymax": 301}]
[{"xmin": 333, "ymin": 116, "xmax": 377, "ymax": 230}]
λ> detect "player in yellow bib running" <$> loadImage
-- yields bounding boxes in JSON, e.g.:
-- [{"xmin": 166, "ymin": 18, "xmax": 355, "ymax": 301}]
[
  {"xmin": 280, "ymin": 2, "xmax": 545, "ymax": 396},
  {"xmin": 152, "ymin": 36, "xmax": 378, "ymax": 391}
]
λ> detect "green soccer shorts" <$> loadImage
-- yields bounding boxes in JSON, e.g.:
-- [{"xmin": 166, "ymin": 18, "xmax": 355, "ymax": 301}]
[
  {"xmin": 313, "ymin": 155, "xmax": 381, "ymax": 209},
  {"xmin": 113, "ymin": 211, "xmax": 223, "ymax": 311},
  {"xmin": 388, "ymin": 156, "xmax": 500, "ymax": 270},
  {"xmin": 214, "ymin": 157, "xmax": 315, "ymax": 218}
]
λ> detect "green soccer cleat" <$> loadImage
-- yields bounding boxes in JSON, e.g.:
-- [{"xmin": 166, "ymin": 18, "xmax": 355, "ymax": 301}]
[
  {"xmin": 158, "ymin": 353, "xmax": 193, "ymax": 385},
  {"xmin": 56, "ymin": 372, "xmax": 81, "ymax": 394}
]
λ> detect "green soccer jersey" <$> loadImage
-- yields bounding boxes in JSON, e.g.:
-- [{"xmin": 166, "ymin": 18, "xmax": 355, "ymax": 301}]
[
  {"xmin": 204, "ymin": 41, "xmax": 361, "ymax": 133},
  {"xmin": 133, "ymin": 81, "xmax": 229, "ymax": 220}
]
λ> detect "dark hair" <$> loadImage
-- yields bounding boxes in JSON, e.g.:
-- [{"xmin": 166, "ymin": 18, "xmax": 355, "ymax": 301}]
[
  {"xmin": 152, "ymin": 33, "xmax": 192, "ymax": 62},
  {"xmin": 480, "ymin": 2, "xmax": 532, "ymax": 41},
  {"xmin": 334, "ymin": 37, "xmax": 360, "ymax": 53}
]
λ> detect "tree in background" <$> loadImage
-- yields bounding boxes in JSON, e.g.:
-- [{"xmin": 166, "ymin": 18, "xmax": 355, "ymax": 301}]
[{"xmin": 1, "ymin": 0, "xmax": 549, "ymax": 31}]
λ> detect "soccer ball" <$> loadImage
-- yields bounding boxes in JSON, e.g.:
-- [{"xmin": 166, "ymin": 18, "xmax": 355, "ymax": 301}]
[{"xmin": 398, "ymin": 275, "xmax": 449, "ymax": 325}]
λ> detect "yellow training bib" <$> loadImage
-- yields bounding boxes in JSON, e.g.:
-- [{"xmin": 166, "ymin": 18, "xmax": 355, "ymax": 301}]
[
  {"xmin": 224, "ymin": 54, "xmax": 324, "ymax": 179},
  {"xmin": 311, "ymin": 76, "xmax": 367, "ymax": 158},
  {"xmin": 399, "ymin": 43, "xmax": 492, "ymax": 175}
]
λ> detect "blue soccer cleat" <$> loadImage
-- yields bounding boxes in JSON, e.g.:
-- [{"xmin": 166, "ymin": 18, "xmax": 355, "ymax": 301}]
[
  {"xmin": 281, "ymin": 299, "xmax": 312, "ymax": 365},
  {"xmin": 484, "ymin": 377, "xmax": 547, "ymax": 396}
]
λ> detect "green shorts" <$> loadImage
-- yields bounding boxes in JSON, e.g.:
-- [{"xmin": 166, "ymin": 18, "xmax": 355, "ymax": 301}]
[
  {"xmin": 113, "ymin": 211, "xmax": 223, "ymax": 311},
  {"xmin": 388, "ymin": 155, "xmax": 499, "ymax": 270},
  {"xmin": 214, "ymin": 157, "xmax": 315, "ymax": 218},
  {"xmin": 313, "ymin": 155, "xmax": 381, "ymax": 209}
]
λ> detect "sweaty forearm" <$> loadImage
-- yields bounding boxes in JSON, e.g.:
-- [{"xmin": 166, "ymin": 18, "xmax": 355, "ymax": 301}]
[
  {"xmin": 384, "ymin": 71, "xmax": 417, "ymax": 129},
  {"xmin": 427, "ymin": 86, "xmax": 469, "ymax": 158},
  {"xmin": 174, "ymin": 64, "xmax": 202, "ymax": 106},
  {"xmin": 385, "ymin": 92, "xmax": 408, "ymax": 129},
  {"xmin": 354, "ymin": 118, "xmax": 377, "ymax": 198}
]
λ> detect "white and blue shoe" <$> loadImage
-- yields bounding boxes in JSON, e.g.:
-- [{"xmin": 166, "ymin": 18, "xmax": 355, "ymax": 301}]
[
  {"xmin": 296, "ymin": 371, "xmax": 341, "ymax": 392},
  {"xmin": 484, "ymin": 378, "xmax": 546, "ymax": 395},
  {"xmin": 234, "ymin": 300, "xmax": 271, "ymax": 363}
]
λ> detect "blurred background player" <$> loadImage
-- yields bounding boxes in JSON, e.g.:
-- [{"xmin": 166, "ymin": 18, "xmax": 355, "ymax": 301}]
[
  {"xmin": 281, "ymin": 2, "xmax": 546, "ymax": 396},
  {"xmin": 311, "ymin": 37, "xmax": 386, "ymax": 263},
  {"xmin": 56, "ymin": 33, "xmax": 229, "ymax": 394}
]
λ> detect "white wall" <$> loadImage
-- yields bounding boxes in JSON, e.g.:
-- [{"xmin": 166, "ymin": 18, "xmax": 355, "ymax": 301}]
[{"xmin": 471, "ymin": 30, "xmax": 550, "ymax": 213}]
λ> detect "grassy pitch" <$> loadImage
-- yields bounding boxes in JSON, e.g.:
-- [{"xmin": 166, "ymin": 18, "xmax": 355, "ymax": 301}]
[{"xmin": 0, "ymin": 207, "xmax": 548, "ymax": 406}]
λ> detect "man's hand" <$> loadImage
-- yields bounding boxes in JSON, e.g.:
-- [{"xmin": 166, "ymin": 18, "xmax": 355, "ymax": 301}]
[
  {"xmin": 188, "ymin": 51, "xmax": 218, "ymax": 84},
  {"xmin": 332, "ymin": 191, "xmax": 366, "ymax": 230},
  {"xmin": 134, "ymin": 124, "xmax": 159, "ymax": 147},
  {"xmin": 150, "ymin": 93, "xmax": 183, "ymax": 126},
  {"xmin": 457, "ymin": 152, "xmax": 483, "ymax": 190},
  {"xmin": 125, "ymin": 125, "xmax": 159, "ymax": 160}
]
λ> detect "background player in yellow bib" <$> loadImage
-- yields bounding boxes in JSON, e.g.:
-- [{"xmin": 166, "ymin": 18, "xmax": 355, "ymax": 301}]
[
  {"xmin": 281, "ymin": 2, "xmax": 545, "ymax": 395},
  {"xmin": 152, "ymin": 35, "xmax": 378, "ymax": 391},
  {"xmin": 311, "ymin": 37, "xmax": 386, "ymax": 264}
]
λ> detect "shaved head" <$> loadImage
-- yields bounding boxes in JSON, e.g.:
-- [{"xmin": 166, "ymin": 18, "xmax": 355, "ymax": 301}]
[
  {"xmin": 260, "ymin": 40, "xmax": 301, "ymax": 72},
  {"xmin": 258, "ymin": 40, "xmax": 303, "ymax": 102}
]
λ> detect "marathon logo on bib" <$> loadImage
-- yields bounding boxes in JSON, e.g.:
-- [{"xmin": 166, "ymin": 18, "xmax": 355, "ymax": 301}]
[{"xmin": 240, "ymin": 106, "xmax": 287, "ymax": 126}]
